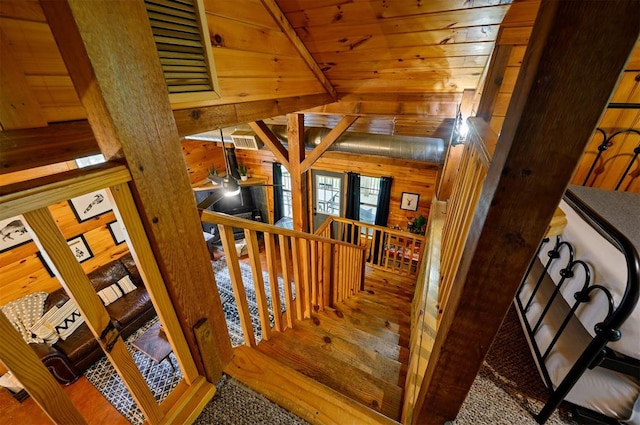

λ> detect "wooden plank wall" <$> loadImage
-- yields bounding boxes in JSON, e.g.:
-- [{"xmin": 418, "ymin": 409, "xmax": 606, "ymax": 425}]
[
  {"xmin": 480, "ymin": 0, "xmax": 640, "ymax": 193},
  {"xmin": 0, "ymin": 201, "xmax": 128, "ymax": 307},
  {"xmin": 0, "ymin": 0, "xmax": 328, "ymax": 126},
  {"xmin": 183, "ymin": 140, "xmax": 438, "ymax": 230}
]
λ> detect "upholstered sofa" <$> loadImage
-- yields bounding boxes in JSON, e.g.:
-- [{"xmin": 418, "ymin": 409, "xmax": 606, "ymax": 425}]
[{"xmin": 30, "ymin": 253, "xmax": 155, "ymax": 384}]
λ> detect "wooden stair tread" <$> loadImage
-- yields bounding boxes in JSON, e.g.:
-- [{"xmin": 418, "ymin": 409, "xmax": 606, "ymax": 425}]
[
  {"xmin": 343, "ymin": 297, "xmax": 411, "ymax": 327},
  {"xmin": 328, "ymin": 303, "xmax": 410, "ymax": 342},
  {"xmin": 257, "ymin": 330, "xmax": 403, "ymax": 420},
  {"xmin": 226, "ymin": 346, "xmax": 399, "ymax": 425},
  {"xmin": 291, "ymin": 319, "xmax": 408, "ymax": 385},
  {"xmin": 322, "ymin": 302, "xmax": 411, "ymax": 343},
  {"xmin": 363, "ymin": 279, "xmax": 415, "ymax": 300},
  {"xmin": 308, "ymin": 312, "xmax": 409, "ymax": 363}
]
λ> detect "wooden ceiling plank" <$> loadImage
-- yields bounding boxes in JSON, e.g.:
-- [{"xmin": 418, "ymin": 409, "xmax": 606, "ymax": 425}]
[
  {"xmin": 300, "ymin": 115, "xmax": 358, "ymax": 172},
  {"xmin": 286, "ymin": 2, "xmax": 508, "ymax": 29},
  {"xmin": 203, "ymin": 0, "xmax": 280, "ymax": 30},
  {"xmin": 319, "ymin": 56, "xmax": 489, "ymax": 74},
  {"xmin": 0, "ymin": 0, "xmax": 46, "ymax": 22},
  {"xmin": 249, "ymin": 120, "xmax": 290, "ymax": 168},
  {"xmin": 0, "ymin": 28, "xmax": 48, "ymax": 130},
  {"xmin": 291, "ymin": 6, "xmax": 509, "ymax": 38},
  {"xmin": 331, "ymin": 77, "xmax": 481, "ymax": 93},
  {"xmin": 313, "ymin": 42, "xmax": 495, "ymax": 64},
  {"xmin": 259, "ymin": 0, "xmax": 337, "ymax": 99},
  {"xmin": 305, "ymin": 25, "xmax": 499, "ymax": 54},
  {"xmin": 413, "ymin": 0, "xmax": 640, "ymax": 423}
]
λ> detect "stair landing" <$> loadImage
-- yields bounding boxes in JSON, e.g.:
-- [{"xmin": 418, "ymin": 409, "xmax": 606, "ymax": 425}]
[{"xmin": 255, "ymin": 267, "xmax": 415, "ymax": 422}]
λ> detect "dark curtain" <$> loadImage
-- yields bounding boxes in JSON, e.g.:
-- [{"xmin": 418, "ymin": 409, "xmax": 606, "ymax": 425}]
[
  {"xmin": 344, "ymin": 172, "xmax": 360, "ymax": 243},
  {"xmin": 272, "ymin": 162, "xmax": 284, "ymax": 224},
  {"xmin": 373, "ymin": 176, "xmax": 393, "ymax": 264}
]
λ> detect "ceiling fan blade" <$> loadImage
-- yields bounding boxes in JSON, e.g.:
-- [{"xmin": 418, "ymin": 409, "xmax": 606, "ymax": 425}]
[
  {"xmin": 197, "ymin": 192, "xmax": 225, "ymax": 209},
  {"xmin": 241, "ymin": 183, "xmax": 282, "ymax": 187}
]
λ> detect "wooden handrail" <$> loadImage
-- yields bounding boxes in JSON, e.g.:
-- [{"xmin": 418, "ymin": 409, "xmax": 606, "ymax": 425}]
[
  {"xmin": 330, "ymin": 216, "xmax": 427, "ymax": 242},
  {"xmin": 200, "ymin": 210, "xmax": 367, "ymax": 251}
]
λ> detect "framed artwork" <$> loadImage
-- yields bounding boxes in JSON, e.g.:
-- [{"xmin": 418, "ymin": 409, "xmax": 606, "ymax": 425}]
[
  {"xmin": 0, "ymin": 215, "xmax": 32, "ymax": 253},
  {"xmin": 67, "ymin": 235, "xmax": 93, "ymax": 263},
  {"xmin": 400, "ymin": 192, "xmax": 420, "ymax": 211},
  {"xmin": 107, "ymin": 220, "xmax": 126, "ymax": 245},
  {"xmin": 36, "ymin": 251, "xmax": 55, "ymax": 277},
  {"xmin": 68, "ymin": 189, "xmax": 112, "ymax": 223}
]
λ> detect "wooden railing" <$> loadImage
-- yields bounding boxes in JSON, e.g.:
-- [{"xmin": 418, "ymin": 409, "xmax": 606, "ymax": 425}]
[
  {"xmin": 438, "ymin": 118, "xmax": 496, "ymax": 318},
  {"xmin": 316, "ymin": 216, "xmax": 426, "ymax": 278},
  {"xmin": 0, "ymin": 163, "xmax": 209, "ymax": 424},
  {"xmin": 200, "ymin": 211, "xmax": 367, "ymax": 346}
]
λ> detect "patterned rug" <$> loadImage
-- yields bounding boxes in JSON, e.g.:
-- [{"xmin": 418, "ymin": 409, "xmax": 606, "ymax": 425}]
[
  {"xmin": 84, "ymin": 259, "xmax": 285, "ymax": 424},
  {"xmin": 84, "ymin": 317, "xmax": 182, "ymax": 425},
  {"xmin": 213, "ymin": 258, "xmax": 287, "ymax": 347}
]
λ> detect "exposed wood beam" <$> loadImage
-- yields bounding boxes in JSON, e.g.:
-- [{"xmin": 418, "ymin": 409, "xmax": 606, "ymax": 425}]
[
  {"xmin": 174, "ymin": 93, "xmax": 334, "ymax": 137},
  {"xmin": 0, "ymin": 93, "xmax": 333, "ymax": 175},
  {"xmin": 0, "ymin": 121, "xmax": 99, "ymax": 174},
  {"xmin": 0, "ymin": 28, "xmax": 48, "ymax": 130},
  {"xmin": 41, "ymin": 0, "xmax": 233, "ymax": 380},
  {"xmin": 259, "ymin": 0, "xmax": 337, "ymax": 100},
  {"xmin": 300, "ymin": 115, "xmax": 358, "ymax": 173},
  {"xmin": 248, "ymin": 120, "xmax": 289, "ymax": 168},
  {"xmin": 287, "ymin": 113, "xmax": 309, "ymax": 232},
  {"xmin": 476, "ymin": 39, "xmax": 512, "ymax": 122},
  {"xmin": 413, "ymin": 1, "xmax": 639, "ymax": 424}
]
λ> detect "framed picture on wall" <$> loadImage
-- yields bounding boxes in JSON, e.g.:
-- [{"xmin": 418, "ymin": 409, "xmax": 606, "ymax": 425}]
[
  {"xmin": 68, "ymin": 189, "xmax": 112, "ymax": 223},
  {"xmin": 36, "ymin": 251, "xmax": 55, "ymax": 277},
  {"xmin": 400, "ymin": 192, "xmax": 420, "ymax": 211},
  {"xmin": 107, "ymin": 220, "xmax": 126, "ymax": 245},
  {"xmin": 0, "ymin": 215, "xmax": 32, "ymax": 253},
  {"xmin": 67, "ymin": 235, "xmax": 93, "ymax": 263}
]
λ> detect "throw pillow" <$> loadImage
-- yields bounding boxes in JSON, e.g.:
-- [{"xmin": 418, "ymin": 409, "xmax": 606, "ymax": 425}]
[
  {"xmin": 0, "ymin": 292, "xmax": 49, "ymax": 344},
  {"xmin": 48, "ymin": 300, "xmax": 85, "ymax": 340},
  {"xmin": 96, "ymin": 275, "xmax": 137, "ymax": 306},
  {"xmin": 0, "ymin": 372, "xmax": 24, "ymax": 393},
  {"xmin": 29, "ymin": 306, "xmax": 60, "ymax": 344}
]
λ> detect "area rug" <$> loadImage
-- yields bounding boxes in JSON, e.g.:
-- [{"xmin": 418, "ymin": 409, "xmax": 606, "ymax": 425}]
[
  {"xmin": 455, "ymin": 305, "xmax": 576, "ymax": 424},
  {"xmin": 84, "ymin": 317, "xmax": 183, "ymax": 425},
  {"xmin": 84, "ymin": 259, "xmax": 285, "ymax": 424},
  {"xmin": 213, "ymin": 257, "xmax": 287, "ymax": 347},
  {"xmin": 195, "ymin": 374, "xmax": 309, "ymax": 425}
]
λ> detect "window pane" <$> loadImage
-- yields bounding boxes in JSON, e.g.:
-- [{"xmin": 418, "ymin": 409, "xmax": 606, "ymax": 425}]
[
  {"xmin": 316, "ymin": 175, "xmax": 341, "ymax": 216},
  {"xmin": 281, "ymin": 169, "xmax": 293, "ymax": 218},
  {"xmin": 359, "ymin": 176, "xmax": 381, "ymax": 225}
]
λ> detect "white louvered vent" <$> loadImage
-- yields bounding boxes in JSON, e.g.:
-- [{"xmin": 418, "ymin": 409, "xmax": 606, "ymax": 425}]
[
  {"xmin": 231, "ymin": 131, "xmax": 262, "ymax": 150},
  {"xmin": 144, "ymin": 0, "xmax": 220, "ymax": 102}
]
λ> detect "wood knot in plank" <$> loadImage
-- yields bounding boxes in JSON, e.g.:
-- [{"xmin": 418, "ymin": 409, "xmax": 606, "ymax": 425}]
[
  {"xmin": 312, "ymin": 317, "xmax": 320, "ymax": 326},
  {"xmin": 335, "ymin": 310, "xmax": 344, "ymax": 318},
  {"xmin": 323, "ymin": 336, "xmax": 332, "ymax": 344}
]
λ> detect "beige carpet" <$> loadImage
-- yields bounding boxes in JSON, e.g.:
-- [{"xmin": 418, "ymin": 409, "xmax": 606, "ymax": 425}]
[{"xmin": 195, "ymin": 306, "xmax": 577, "ymax": 425}]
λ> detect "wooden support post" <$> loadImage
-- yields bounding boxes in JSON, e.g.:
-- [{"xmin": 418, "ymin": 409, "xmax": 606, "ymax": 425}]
[
  {"xmin": 411, "ymin": 1, "xmax": 640, "ymax": 424},
  {"xmin": 41, "ymin": 0, "xmax": 232, "ymax": 379},
  {"xmin": 288, "ymin": 113, "xmax": 309, "ymax": 233},
  {"xmin": 476, "ymin": 42, "xmax": 512, "ymax": 122},
  {"xmin": 248, "ymin": 120, "xmax": 289, "ymax": 169},
  {"xmin": 299, "ymin": 115, "xmax": 358, "ymax": 172}
]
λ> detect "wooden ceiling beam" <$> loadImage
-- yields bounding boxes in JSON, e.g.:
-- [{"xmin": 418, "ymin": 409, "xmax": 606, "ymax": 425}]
[
  {"xmin": 0, "ymin": 120, "xmax": 99, "ymax": 174},
  {"xmin": 0, "ymin": 93, "xmax": 333, "ymax": 174},
  {"xmin": 413, "ymin": 1, "xmax": 640, "ymax": 423},
  {"xmin": 248, "ymin": 120, "xmax": 290, "ymax": 169},
  {"xmin": 259, "ymin": 0, "xmax": 337, "ymax": 100},
  {"xmin": 300, "ymin": 115, "xmax": 358, "ymax": 172}
]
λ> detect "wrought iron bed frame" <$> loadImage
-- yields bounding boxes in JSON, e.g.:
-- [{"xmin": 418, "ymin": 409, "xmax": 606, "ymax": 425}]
[
  {"xmin": 582, "ymin": 128, "xmax": 640, "ymax": 191},
  {"xmin": 516, "ymin": 189, "xmax": 640, "ymax": 424}
]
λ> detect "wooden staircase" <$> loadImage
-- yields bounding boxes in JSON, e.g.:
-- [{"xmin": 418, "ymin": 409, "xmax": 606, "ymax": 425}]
[{"xmin": 255, "ymin": 267, "xmax": 414, "ymax": 422}]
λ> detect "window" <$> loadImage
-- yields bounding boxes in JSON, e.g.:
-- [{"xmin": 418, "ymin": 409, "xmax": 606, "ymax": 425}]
[
  {"xmin": 315, "ymin": 175, "xmax": 341, "ymax": 216},
  {"xmin": 359, "ymin": 176, "xmax": 381, "ymax": 225},
  {"xmin": 281, "ymin": 168, "xmax": 293, "ymax": 218}
]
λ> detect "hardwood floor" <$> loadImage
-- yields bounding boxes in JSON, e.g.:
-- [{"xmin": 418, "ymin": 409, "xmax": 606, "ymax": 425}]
[
  {"xmin": 0, "ymin": 376, "xmax": 128, "ymax": 425},
  {"xmin": 255, "ymin": 267, "xmax": 414, "ymax": 422}
]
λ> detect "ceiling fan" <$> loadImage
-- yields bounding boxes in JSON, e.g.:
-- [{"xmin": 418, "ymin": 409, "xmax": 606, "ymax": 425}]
[{"xmin": 196, "ymin": 129, "xmax": 278, "ymax": 210}]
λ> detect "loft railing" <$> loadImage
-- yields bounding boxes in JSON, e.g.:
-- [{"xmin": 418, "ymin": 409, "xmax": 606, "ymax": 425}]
[
  {"xmin": 438, "ymin": 118, "xmax": 496, "ymax": 318},
  {"xmin": 0, "ymin": 163, "xmax": 208, "ymax": 424},
  {"xmin": 316, "ymin": 216, "xmax": 426, "ymax": 278},
  {"xmin": 199, "ymin": 211, "xmax": 367, "ymax": 346}
]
